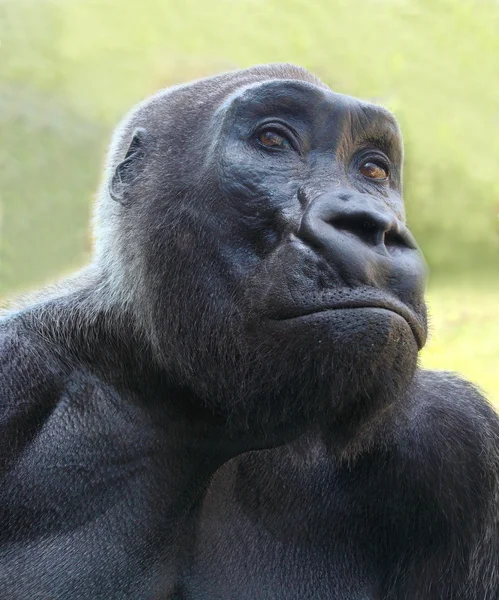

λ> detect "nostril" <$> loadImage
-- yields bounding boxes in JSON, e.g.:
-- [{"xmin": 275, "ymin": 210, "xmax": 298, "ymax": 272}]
[
  {"xmin": 384, "ymin": 230, "xmax": 406, "ymax": 248},
  {"xmin": 331, "ymin": 214, "xmax": 386, "ymax": 246},
  {"xmin": 362, "ymin": 219, "xmax": 378, "ymax": 233},
  {"xmin": 386, "ymin": 228, "xmax": 418, "ymax": 251},
  {"xmin": 360, "ymin": 219, "xmax": 380, "ymax": 245}
]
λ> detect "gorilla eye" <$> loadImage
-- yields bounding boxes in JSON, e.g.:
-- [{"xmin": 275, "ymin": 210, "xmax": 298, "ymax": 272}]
[
  {"xmin": 258, "ymin": 128, "xmax": 291, "ymax": 150},
  {"xmin": 359, "ymin": 161, "xmax": 389, "ymax": 181}
]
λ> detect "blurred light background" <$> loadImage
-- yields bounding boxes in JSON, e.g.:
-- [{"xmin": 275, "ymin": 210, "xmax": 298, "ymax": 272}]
[{"xmin": 0, "ymin": 0, "xmax": 498, "ymax": 403}]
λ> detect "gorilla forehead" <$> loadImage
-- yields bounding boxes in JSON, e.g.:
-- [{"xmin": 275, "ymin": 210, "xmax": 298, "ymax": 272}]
[
  {"xmin": 107, "ymin": 63, "xmax": 324, "ymax": 166},
  {"xmin": 219, "ymin": 79, "xmax": 403, "ymax": 169},
  {"xmin": 109, "ymin": 63, "xmax": 401, "ymax": 169}
]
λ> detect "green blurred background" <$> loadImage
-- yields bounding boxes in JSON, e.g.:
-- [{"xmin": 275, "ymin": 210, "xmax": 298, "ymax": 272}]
[{"xmin": 0, "ymin": 0, "xmax": 498, "ymax": 403}]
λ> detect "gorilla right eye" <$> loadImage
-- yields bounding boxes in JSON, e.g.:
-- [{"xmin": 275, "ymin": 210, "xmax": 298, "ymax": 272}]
[
  {"xmin": 359, "ymin": 160, "xmax": 389, "ymax": 180},
  {"xmin": 258, "ymin": 128, "xmax": 292, "ymax": 150}
]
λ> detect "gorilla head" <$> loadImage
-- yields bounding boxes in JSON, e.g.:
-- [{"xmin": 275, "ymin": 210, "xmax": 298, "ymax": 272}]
[{"xmin": 96, "ymin": 64, "xmax": 427, "ymax": 444}]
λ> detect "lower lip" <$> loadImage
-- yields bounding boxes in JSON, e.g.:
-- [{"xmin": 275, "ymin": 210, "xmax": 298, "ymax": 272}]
[{"xmin": 274, "ymin": 306, "xmax": 423, "ymax": 349}]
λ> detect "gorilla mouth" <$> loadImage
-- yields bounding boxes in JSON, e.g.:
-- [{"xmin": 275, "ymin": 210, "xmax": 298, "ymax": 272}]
[{"xmin": 273, "ymin": 299, "xmax": 425, "ymax": 349}]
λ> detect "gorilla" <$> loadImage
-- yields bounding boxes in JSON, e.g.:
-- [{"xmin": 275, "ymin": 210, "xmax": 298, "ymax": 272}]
[{"xmin": 0, "ymin": 63, "xmax": 497, "ymax": 599}]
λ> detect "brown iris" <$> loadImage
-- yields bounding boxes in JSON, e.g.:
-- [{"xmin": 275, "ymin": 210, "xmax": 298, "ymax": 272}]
[
  {"xmin": 259, "ymin": 129, "xmax": 290, "ymax": 149},
  {"xmin": 359, "ymin": 161, "xmax": 388, "ymax": 180}
]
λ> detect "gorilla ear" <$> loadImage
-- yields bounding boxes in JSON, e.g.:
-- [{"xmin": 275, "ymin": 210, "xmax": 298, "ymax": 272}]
[{"xmin": 109, "ymin": 127, "xmax": 148, "ymax": 205}]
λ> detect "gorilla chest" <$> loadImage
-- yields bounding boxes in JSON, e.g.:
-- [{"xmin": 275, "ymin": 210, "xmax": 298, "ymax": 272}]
[
  {"xmin": 186, "ymin": 539, "xmax": 380, "ymax": 600},
  {"xmin": 187, "ymin": 487, "xmax": 384, "ymax": 600},
  {"xmin": 185, "ymin": 455, "xmax": 414, "ymax": 600}
]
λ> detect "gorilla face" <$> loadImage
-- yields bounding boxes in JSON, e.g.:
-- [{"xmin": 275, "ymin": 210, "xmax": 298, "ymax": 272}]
[{"xmin": 102, "ymin": 65, "xmax": 427, "ymax": 439}]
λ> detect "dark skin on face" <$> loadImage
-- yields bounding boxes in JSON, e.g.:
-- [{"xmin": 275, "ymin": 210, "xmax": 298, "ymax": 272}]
[
  {"xmin": 217, "ymin": 79, "xmax": 426, "ymax": 346},
  {"xmin": 0, "ymin": 64, "xmax": 497, "ymax": 600},
  {"xmin": 195, "ymin": 78, "xmax": 428, "ymax": 450}
]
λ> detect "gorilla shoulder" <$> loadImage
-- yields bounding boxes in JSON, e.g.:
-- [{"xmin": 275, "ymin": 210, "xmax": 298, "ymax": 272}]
[
  {"xmin": 409, "ymin": 369, "xmax": 499, "ymax": 473},
  {"xmin": 0, "ymin": 314, "xmax": 67, "ymax": 404},
  {"xmin": 411, "ymin": 369, "xmax": 498, "ymax": 445},
  {"xmin": 0, "ymin": 314, "xmax": 68, "ymax": 461},
  {"xmin": 398, "ymin": 369, "xmax": 499, "ymax": 543}
]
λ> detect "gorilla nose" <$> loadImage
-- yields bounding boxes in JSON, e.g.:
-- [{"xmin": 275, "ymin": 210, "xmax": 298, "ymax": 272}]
[
  {"xmin": 298, "ymin": 191, "xmax": 415, "ymax": 253},
  {"xmin": 329, "ymin": 207, "xmax": 407, "ymax": 248},
  {"xmin": 297, "ymin": 191, "xmax": 417, "ymax": 285}
]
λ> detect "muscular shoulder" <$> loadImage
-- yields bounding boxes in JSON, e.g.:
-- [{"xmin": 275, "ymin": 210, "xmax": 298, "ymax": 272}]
[
  {"xmin": 410, "ymin": 369, "xmax": 498, "ymax": 444},
  {"xmin": 0, "ymin": 314, "xmax": 68, "ymax": 406},
  {"xmin": 403, "ymin": 370, "xmax": 499, "ymax": 512}
]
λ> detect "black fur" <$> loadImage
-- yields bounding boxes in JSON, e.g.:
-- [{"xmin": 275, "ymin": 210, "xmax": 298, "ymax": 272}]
[
  {"xmin": 0, "ymin": 63, "xmax": 496, "ymax": 599},
  {"xmin": 192, "ymin": 372, "xmax": 499, "ymax": 599}
]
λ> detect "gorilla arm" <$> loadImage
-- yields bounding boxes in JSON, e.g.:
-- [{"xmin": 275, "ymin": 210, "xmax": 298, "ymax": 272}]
[
  {"xmin": 391, "ymin": 371, "xmax": 499, "ymax": 598},
  {"xmin": 189, "ymin": 370, "xmax": 499, "ymax": 600},
  {"xmin": 0, "ymin": 313, "xmax": 234, "ymax": 598}
]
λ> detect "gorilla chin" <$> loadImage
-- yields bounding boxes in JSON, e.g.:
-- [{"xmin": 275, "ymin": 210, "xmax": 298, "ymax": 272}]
[
  {"xmin": 276, "ymin": 305, "xmax": 416, "ymax": 383},
  {"xmin": 203, "ymin": 306, "xmax": 419, "ymax": 445}
]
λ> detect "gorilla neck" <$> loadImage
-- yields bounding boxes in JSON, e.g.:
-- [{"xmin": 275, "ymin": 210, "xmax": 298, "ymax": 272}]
[
  {"xmin": 22, "ymin": 286, "xmax": 304, "ymax": 499},
  {"xmin": 27, "ymin": 280, "xmax": 414, "ymax": 478}
]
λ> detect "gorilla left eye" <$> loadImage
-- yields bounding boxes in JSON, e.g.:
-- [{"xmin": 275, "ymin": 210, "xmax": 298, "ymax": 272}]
[
  {"xmin": 258, "ymin": 129, "xmax": 291, "ymax": 149},
  {"xmin": 359, "ymin": 161, "xmax": 389, "ymax": 180}
]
